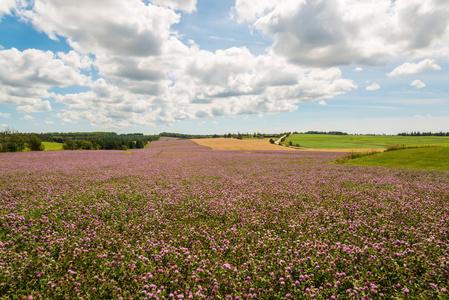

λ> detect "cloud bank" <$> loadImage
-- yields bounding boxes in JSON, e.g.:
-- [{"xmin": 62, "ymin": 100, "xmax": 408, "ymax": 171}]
[
  {"xmin": 1, "ymin": 0, "xmax": 448, "ymax": 129},
  {"xmin": 234, "ymin": 0, "xmax": 449, "ymax": 66}
]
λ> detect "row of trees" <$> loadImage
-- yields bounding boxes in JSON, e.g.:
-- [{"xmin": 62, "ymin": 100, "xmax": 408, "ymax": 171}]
[
  {"xmin": 161, "ymin": 132, "xmax": 288, "ymax": 140},
  {"xmin": 62, "ymin": 139, "xmax": 146, "ymax": 151},
  {"xmin": 36, "ymin": 132, "xmax": 159, "ymax": 144},
  {"xmin": 0, "ymin": 129, "xmax": 44, "ymax": 152},
  {"xmin": 398, "ymin": 131, "xmax": 449, "ymax": 136},
  {"xmin": 293, "ymin": 131, "xmax": 348, "ymax": 135}
]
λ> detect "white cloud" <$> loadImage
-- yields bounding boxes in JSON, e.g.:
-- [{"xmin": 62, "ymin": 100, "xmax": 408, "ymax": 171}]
[
  {"xmin": 0, "ymin": 48, "xmax": 90, "ymax": 106},
  {"xmin": 52, "ymin": 46, "xmax": 356, "ymax": 128},
  {"xmin": 354, "ymin": 67, "xmax": 363, "ymax": 72},
  {"xmin": 44, "ymin": 120, "xmax": 54, "ymax": 124},
  {"xmin": 57, "ymin": 51, "xmax": 93, "ymax": 70},
  {"xmin": 0, "ymin": 45, "xmax": 4, "ymax": 50},
  {"xmin": 0, "ymin": 0, "xmax": 17, "ymax": 17},
  {"xmin": 7, "ymin": 0, "xmax": 362, "ymax": 129},
  {"xmin": 411, "ymin": 79, "xmax": 426, "ymax": 89},
  {"xmin": 21, "ymin": 115, "xmax": 34, "ymax": 120},
  {"xmin": 20, "ymin": 0, "xmax": 180, "ymax": 57},
  {"xmin": 233, "ymin": 0, "xmax": 449, "ymax": 67},
  {"xmin": 387, "ymin": 59, "xmax": 442, "ymax": 77},
  {"xmin": 366, "ymin": 83, "xmax": 381, "ymax": 91},
  {"xmin": 16, "ymin": 100, "xmax": 52, "ymax": 113},
  {"xmin": 318, "ymin": 100, "xmax": 327, "ymax": 106},
  {"xmin": 149, "ymin": 0, "xmax": 197, "ymax": 12},
  {"xmin": 1, "ymin": 124, "xmax": 7, "ymax": 128},
  {"xmin": 0, "ymin": 112, "xmax": 11, "ymax": 118}
]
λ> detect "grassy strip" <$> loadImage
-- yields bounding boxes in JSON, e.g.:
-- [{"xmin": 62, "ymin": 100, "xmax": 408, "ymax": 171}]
[
  {"xmin": 385, "ymin": 143, "xmax": 437, "ymax": 151},
  {"xmin": 334, "ymin": 150, "xmax": 380, "ymax": 164},
  {"xmin": 42, "ymin": 142, "xmax": 64, "ymax": 151},
  {"xmin": 338, "ymin": 145, "xmax": 449, "ymax": 171},
  {"xmin": 288, "ymin": 134, "xmax": 449, "ymax": 149}
]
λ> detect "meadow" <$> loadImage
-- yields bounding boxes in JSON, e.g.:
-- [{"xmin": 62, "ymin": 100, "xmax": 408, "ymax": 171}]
[
  {"xmin": 1, "ymin": 140, "xmax": 448, "ymax": 299},
  {"xmin": 286, "ymin": 134, "xmax": 449, "ymax": 149},
  {"xmin": 42, "ymin": 142, "xmax": 64, "ymax": 151},
  {"xmin": 340, "ymin": 145, "xmax": 449, "ymax": 171}
]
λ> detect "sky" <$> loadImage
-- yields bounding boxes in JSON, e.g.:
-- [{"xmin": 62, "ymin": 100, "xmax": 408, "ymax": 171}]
[{"xmin": 0, "ymin": 0, "xmax": 449, "ymax": 135}]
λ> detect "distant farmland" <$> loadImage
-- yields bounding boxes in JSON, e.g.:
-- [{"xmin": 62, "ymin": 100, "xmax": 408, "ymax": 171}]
[
  {"xmin": 286, "ymin": 134, "xmax": 449, "ymax": 149},
  {"xmin": 191, "ymin": 137, "xmax": 297, "ymax": 151}
]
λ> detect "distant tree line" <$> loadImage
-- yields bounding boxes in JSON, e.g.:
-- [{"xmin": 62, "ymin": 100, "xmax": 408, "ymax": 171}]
[
  {"xmin": 160, "ymin": 132, "xmax": 214, "ymax": 139},
  {"xmin": 62, "ymin": 139, "xmax": 146, "ymax": 151},
  {"xmin": 0, "ymin": 130, "xmax": 160, "ymax": 152},
  {"xmin": 37, "ymin": 131, "xmax": 158, "ymax": 151},
  {"xmin": 161, "ymin": 132, "xmax": 288, "ymax": 139},
  {"xmin": 36, "ymin": 132, "xmax": 159, "ymax": 143},
  {"xmin": 0, "ymin": 129, "xmax": 44, "ymax": 152},
  {"xmin": 397, "ymin": 131, "xmax": 449, "ymax": 136},
  {"xmin": 294, "ymin": 131, "xmax": 348, "ymax": 135}
]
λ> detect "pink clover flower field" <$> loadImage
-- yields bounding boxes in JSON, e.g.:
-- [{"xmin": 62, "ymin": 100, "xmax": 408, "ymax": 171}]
[{"xmin": 1, "ymin": 140, "xmax": 448, "ymax": 299}]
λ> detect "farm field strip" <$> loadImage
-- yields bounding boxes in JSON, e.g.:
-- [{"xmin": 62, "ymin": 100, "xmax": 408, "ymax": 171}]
[
  {"xmin": 191, "ymin": 138, "xmax": 298, "ymax": 151},
  {"xmin": 1, "ymin": 140, "xmax": 448, "ymax": 299},
  {"xmin": 341, "ymin": 145, "xmax": 449, "ymax": 171},
  {"xmin": 287, "ymin": 134, "xmax": 449, "ymax": 149}
]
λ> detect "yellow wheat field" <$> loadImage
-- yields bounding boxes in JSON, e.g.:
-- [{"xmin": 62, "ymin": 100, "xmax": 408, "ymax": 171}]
[{"xmin": 192, "ymin": 138, "xmax": 299, "ymax": 151}]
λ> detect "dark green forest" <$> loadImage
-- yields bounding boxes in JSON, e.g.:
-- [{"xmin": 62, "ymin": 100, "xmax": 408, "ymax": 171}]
[{"xmin": 0, "ymin": 130, "xmax": 159, "ymax": 152}]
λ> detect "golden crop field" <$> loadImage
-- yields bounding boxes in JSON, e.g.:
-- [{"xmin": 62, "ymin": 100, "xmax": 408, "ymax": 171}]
[{"xmin": 192, "ymin": 138, "xmax": 299, "ymax": 151}]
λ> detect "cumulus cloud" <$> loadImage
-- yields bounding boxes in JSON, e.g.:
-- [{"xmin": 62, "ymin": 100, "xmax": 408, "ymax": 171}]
[
  {"xmin": 149, "ymin": 0, "xmax": 197, "ymax": 12},
  {"xmin": 366, "ymin": 83, "xmax": 381, "ymax": 91},
  {"xmin": 354, "ymin": 67, "xmax": 363, "ymax": 72},
  {"xmin": 387, "ymin": 59, "xmax": 441, "ymax": 77},
  {"xmin": 6, "ymin": 0, "xmax": 363, "ymax": 129},
  {"xmin": 20, "ymin": 0, "xmax": 180, "ymax": 57},
  {"xmin": 411, "ymin": 79, "xmax": 426, "ymax": 89},
  {"xmin": 21, "ymin": 115, "xmax": 34, "ymax": 120},
  {"xmin": 0, "ymin": 48, "xmax": 91, "ymax": 106},
  {"xmin": 50, "ymin": 45, "xmax": 356, "ymax": 128},
  {"xmin": 233, "ymin": 0, "xmax": 449, "ymax": 67},
  {"xmin": 0, "ymin": 112, "xmax": 11, "ymax": 118},
  {"xmin": 16, "ymin": 100, "xmax": 52, "ymax": 113},
  {"xmin": 44, "ymin": 120, "xmax": 54, "ymax": 124},
  {"xmin": 318, "ymin": 100, "xmax": 327, "ymax": 105},
  {"xmin": 0, "ymin": 0, "xmax": 17, "ymax": 17}
]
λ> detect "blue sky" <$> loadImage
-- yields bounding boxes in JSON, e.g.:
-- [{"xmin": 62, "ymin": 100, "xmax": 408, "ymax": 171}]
[{"xmin": 1, "ymin": 0, "xmax": 448, "ymax": 135}]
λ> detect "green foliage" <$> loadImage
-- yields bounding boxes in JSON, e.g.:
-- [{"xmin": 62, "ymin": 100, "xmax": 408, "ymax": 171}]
[
  {"xmin": 0, "ymin": 129, "xmax": 26, "ymax": 152},
  {"xmin": 269, "ymin": 138, "xmax": 275, "ymax": 144},
  {"xmin": 28, "ymin": 135, "xmax": 45, "ymax": 151},
  {"xmin": 80, "ymin": 140, "xmax": 94, "ymax": 150},
  {"xmin": 35, "ymin": 131, "xmax": 159, "ymax": 144},
  {"xmin": 63, "ymin": 139, "xmax": 77, "ymax": 150}
]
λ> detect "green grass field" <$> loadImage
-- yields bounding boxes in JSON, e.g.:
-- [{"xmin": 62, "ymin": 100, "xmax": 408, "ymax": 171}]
[
  {"xmin": 340, "ymin": 145, "xmax": 449, "ymax": 171},
  {"xmin": 42, "ymin": 142, "xmax": 64, "ymax": 151},
  {"xmin": 286, "ymin": 134, "xmax": 449, "ymax": 149}
]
